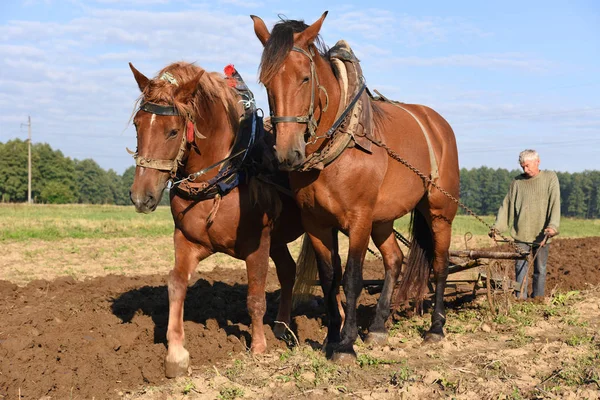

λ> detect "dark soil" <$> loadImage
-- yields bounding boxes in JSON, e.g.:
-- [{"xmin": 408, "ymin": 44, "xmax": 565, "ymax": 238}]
[{"xmin": 1, "ymin": 237, "xmax": 598, "ymax": 399}]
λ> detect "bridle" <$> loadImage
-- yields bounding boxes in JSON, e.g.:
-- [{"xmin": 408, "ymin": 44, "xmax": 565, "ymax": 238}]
[
  {"xmin": 269, "ymin": 46, "xmax": 329, "ymax": 144},
  {"xmin": 127, "ymin": 101, "xmax": 194, "ymax": 180},
  {"xmin": 268, "ymin": 45, "xmax": 367, "ymax": 149}
]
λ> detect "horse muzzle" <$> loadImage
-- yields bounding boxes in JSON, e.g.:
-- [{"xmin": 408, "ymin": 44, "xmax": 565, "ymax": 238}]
[{"xmin": 130, "ymin": 188, "xmax": 162, "ymax": 214}]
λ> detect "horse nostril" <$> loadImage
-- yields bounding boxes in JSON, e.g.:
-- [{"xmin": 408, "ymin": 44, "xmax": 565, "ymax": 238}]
[{"xmin": 293, "ymin": 150, "xmax": 304, "ymax": 164}]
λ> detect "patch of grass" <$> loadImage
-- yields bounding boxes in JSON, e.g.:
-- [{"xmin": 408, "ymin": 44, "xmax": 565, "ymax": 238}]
[
  {"xmin": 565, "ymin": 334, "xmax": 593, "ymax": 347},
  {"xmin": 182, "ymin": 380, "xmax": 195, "ymax": 395},
  {"xmin": 389, "ymin": 360, "xmax": 415, "ymax": 387},
  {"xmin": 279, "ymin": 349, "xmax": 293, "ymax": 362},
  {"xmin": 357, "ymin": 354, "xmax": 399, "ymax": 368},
  {"xmin": 389, "ymin": 316, "xmax": 429, "ymax": 338},
  {"xmin": 508, "ymin": 328, "xmax": 534, "ymax": 348},
  {"xmin": 225, "ymin": 359, "xmax": 245, "ymax": 381},
  {"xmin": 560, "ymin": 316, "xmax": 588, "ymax": 327},
  {"xmin": 217, "ymin": 385, "xmax": 244, "ymax": 400},
  {"xmin": 0, "ymin": 204, "xmax": 173, "ymax": 241},
  {"xmin": 433, "ymin": 375, "xmax": 457, "ymax": 392},
  {"xmin": 551, "ymin": 290, "xmax": 580, "ymax": 307},
  {"xmin": 542, "ymin": 352, "xmax": 600, "ymax": 389},
  {"xmin": 307, "ymin": 351, "xmax": 339, "ymax": 384}
]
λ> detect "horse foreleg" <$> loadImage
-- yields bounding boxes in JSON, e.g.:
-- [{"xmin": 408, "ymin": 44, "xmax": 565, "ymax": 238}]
[
  {"xmin": 334, "ymin": 218, "xmax": 372, "ymax": 363},
  {"xmin": 424, "ymin": 217, "xmax": 451, "ymax": 343},
  {"xmin": 270, "ymin": 244, "xmax": 296, "ymax": 339},
  {"xmin": 244, "ymin": 229, "xmax": 271, "ymax": 354},
  {"xmin": 366, "ymin": 221, "xmax": 404, "ymax": 345},
  {"xmin": 165, "ymin": 230, "xmax": 207, "ymax": 378}
]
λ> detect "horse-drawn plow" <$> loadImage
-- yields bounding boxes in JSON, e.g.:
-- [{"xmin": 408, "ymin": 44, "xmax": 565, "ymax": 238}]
[{"xmin": 314, "ymin": 231, "xmax": 532, "ymax": 303}]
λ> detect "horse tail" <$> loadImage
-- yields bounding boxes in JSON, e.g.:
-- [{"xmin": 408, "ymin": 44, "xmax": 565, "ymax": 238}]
[
  {"xmin": 395, "ymin": 208, "xmax": 434, "ymax": 304},
  {"xmin": 292, "ymin": 233, "xmax": 318, "ymax": 309},
  {"xmin": 248, "ymin": 176, "xmax": 282, "ymax": 222}
]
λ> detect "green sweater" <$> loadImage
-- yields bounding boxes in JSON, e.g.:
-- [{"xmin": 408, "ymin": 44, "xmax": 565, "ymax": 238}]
[{"xmin": 493, "ymin": 170, "xmax": 561, "ymax": 243}]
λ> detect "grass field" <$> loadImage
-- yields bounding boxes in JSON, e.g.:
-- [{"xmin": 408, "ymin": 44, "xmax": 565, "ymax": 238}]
[
  {"xmin": 1, "ymin": 204, "xmax": 598, "ymax": 242},
  {"xmin": 0, "ymin": 203, "xmax": 173, "ymax": 241}
]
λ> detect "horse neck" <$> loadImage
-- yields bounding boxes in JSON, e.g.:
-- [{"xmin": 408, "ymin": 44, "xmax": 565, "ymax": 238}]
[{"xmin": 183, "ymin": 98, "xmax": 239, "ymax": 179}]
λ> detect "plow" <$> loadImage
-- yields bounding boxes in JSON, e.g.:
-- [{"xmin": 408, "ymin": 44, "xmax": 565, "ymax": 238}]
[{"xmin": 309, "ymin": 230, "xmax": 535, "ymax": 301}]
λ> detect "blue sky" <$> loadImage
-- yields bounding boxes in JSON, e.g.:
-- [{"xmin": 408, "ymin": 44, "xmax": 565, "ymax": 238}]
[{"xmin": 1, "ymin": 0, "xmax": 598, "ymax": 174}]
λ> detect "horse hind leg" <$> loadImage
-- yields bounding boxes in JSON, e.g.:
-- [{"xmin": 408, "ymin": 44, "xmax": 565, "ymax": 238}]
[
  {"xmin": 269, "ymin": 244, "xmax": 296, "ymax": 339},
  {"xmin": 423, "ymin": 214, "xmax": 452, "ymax": 343},
  {"xmin": 165, "ymin": 231, "xmax": 207, "ymax": 378},
  {"xmin": 365, "ymin": 221, "xmax": 404, "ymax": 346}
]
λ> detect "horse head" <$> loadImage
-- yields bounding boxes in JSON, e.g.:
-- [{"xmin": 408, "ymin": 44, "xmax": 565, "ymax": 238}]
[
  {"xmin": 252, "ymin": 12, "xmax": 332, "ymax": 171},
  {"xmin": 128, "ymin": 62, "xmax": 204, "ymax": 213}
]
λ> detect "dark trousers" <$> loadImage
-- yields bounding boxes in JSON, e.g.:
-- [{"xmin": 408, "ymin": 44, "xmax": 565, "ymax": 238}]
[{"xmin": 515, "ymin": 243, "xmax": 550, "ymax": 298}]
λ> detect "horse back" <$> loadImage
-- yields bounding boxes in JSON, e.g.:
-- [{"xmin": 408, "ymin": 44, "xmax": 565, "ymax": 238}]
[{"xmin": 370, "ymin": 100, "xmax": 460, "ymax": 220}]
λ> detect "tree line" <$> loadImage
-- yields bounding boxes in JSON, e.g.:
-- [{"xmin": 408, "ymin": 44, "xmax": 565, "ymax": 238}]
[
  {"xmin": 0, "ymin": 139, "xmax": 137, "ymax": 205},
  {"xmin": 460, "ymin": 166, "xmax": 600, "ymax": 219},
  {"xmin": 1, "ymin": 139, "xmax": 599, "ymax": 218}
]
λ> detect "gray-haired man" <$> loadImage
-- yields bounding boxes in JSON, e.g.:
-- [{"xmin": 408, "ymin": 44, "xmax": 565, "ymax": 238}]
[{"xmin": 490, "ymin": 149, "xmax": 561, "ymax": 298}]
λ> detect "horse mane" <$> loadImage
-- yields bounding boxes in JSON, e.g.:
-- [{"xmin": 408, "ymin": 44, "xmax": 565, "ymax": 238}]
[
  {"xmin": 259, "ymin": 18, "xmax": 328, "ymax": 85},
  {"xmin": 138, "ymin": 62, "xmax": 240, "ymax": 133}
]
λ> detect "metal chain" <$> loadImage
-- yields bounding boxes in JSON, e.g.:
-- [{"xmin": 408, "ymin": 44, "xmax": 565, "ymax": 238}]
[{"xmin": 370, "ymin": 138, "xmax": 525, "ymax": 255}]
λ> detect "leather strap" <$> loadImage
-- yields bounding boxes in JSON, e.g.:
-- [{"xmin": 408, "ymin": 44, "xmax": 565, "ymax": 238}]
[{"xmin": 140, "ymin": 102, "xmax": 180, "ymax": 116}]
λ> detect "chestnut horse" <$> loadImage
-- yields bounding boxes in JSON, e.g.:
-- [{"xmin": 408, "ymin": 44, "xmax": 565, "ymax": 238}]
[
  {"xmin": 128, "ymin": 61, "xmax": 304, "ymax": 377},
  {"xmin": 252, "ymin": 13, "xmax": 460, "ymax": 362}
]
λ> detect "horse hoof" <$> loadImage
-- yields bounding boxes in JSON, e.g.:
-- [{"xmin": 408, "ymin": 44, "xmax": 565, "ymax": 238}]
[
  {"xmin": 364, "ymin": 332, "xmax": 388, "ymax": 346},
  {"xmin": 331, "ymin": 350, "xmax": 357, "ymax": 365},
  {"xmin": 250, "ymin": 338, "xmax": 267, "ymax": 354},
  {"xmin": 273, "ymin": 322, "xmax": 287, "ymax": 339},
  {"xmin": 423, "ymin": 332, "xmax": 444, "ymax": 344},
  {"xmin": 165, "ymin": 349, "xmax": 190, "ymax": 378}
]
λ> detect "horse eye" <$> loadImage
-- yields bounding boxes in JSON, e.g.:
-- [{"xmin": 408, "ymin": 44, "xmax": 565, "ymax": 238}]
[{"xmin": 168, "ymin": 129, "xmax": 179, "ymax": 138}]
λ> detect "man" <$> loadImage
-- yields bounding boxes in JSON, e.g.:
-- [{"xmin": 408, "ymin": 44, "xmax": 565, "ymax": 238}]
[{"xmin": 490, "ymin": 149, "xmax": 560, "ymax": 298}]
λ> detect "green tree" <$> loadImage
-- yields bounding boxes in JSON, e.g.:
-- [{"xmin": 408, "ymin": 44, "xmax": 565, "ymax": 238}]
[
  {"xmin": 0, "ymin": 139, "xmax": 28, "ymax": 202},
  {"xmin": 566, "ymin": 174, "xmax": 587, "ymax": 218},
  {"xmin": 74, "ymin": 159, "xmax": 113, "ymax": 204},
  {"xmin": 34, "ymin": 143, "xmax": 79, "ymax": 203}
]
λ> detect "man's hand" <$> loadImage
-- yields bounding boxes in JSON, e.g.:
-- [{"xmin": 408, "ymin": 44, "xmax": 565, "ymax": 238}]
[
  {"xmin": 544, "ymin": 227, "xmax": 557, "ymax": 237},
  {"xmin": 488, "ymin": 228, "xmax": 500, "ymax": 239}
]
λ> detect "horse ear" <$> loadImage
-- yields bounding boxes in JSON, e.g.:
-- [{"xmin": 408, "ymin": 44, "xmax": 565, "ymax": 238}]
[
  {"xmin": 174, "ymin": 69, "xmax": 206, "ymax": 101},
  {"xmin": 297, "ymin": 11, "xmax": 328, "ymax": 47},
  {"xmin": 129, "ymin": 62, "xmax": 150, "ymax": 92},
  {"xmin": 251, "ymin": 15, "xmax": 270, "ymax": 46}
]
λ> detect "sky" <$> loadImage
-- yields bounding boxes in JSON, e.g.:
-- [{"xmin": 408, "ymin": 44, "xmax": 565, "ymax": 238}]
[{"xmin": 0, "ymin": 0, "xmax": 599, "ymax": 174}]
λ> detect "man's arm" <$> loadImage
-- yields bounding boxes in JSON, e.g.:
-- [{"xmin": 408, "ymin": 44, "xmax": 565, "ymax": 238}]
[
  {"xmin": 492, "ymin": 185, "xmax": 512, "ymax": 235},
  {"xmin": 545, "ymin": 172, "xmax": 561, "ymax": 237}
]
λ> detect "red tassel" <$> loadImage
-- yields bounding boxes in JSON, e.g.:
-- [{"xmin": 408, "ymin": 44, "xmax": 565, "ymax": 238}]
[
  {"xmin": 186, "ymin": 121, "xmax": 195, "ymax": 143},
  {"xmin": 224, "ymin": 64, "xmax": 236, "ymax": 77}
]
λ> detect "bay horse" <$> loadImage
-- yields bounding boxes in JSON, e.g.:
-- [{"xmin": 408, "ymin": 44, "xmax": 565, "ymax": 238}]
[
  {"xmin": 252, "ymin": 12, "xmax": 460, "ymax": 362},
  {"xmin": 128, "ymin": 61, "xmax": 305, "ymax": 377}
]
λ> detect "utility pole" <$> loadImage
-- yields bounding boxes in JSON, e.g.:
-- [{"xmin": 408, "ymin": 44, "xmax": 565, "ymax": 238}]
[
  {"xmin": 28, "ymin": 116, "xmax": 32, "ymax": 204},
  {"xmin": 21, "ymin": 116, "xmax": 32, "ymax": 204}
]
